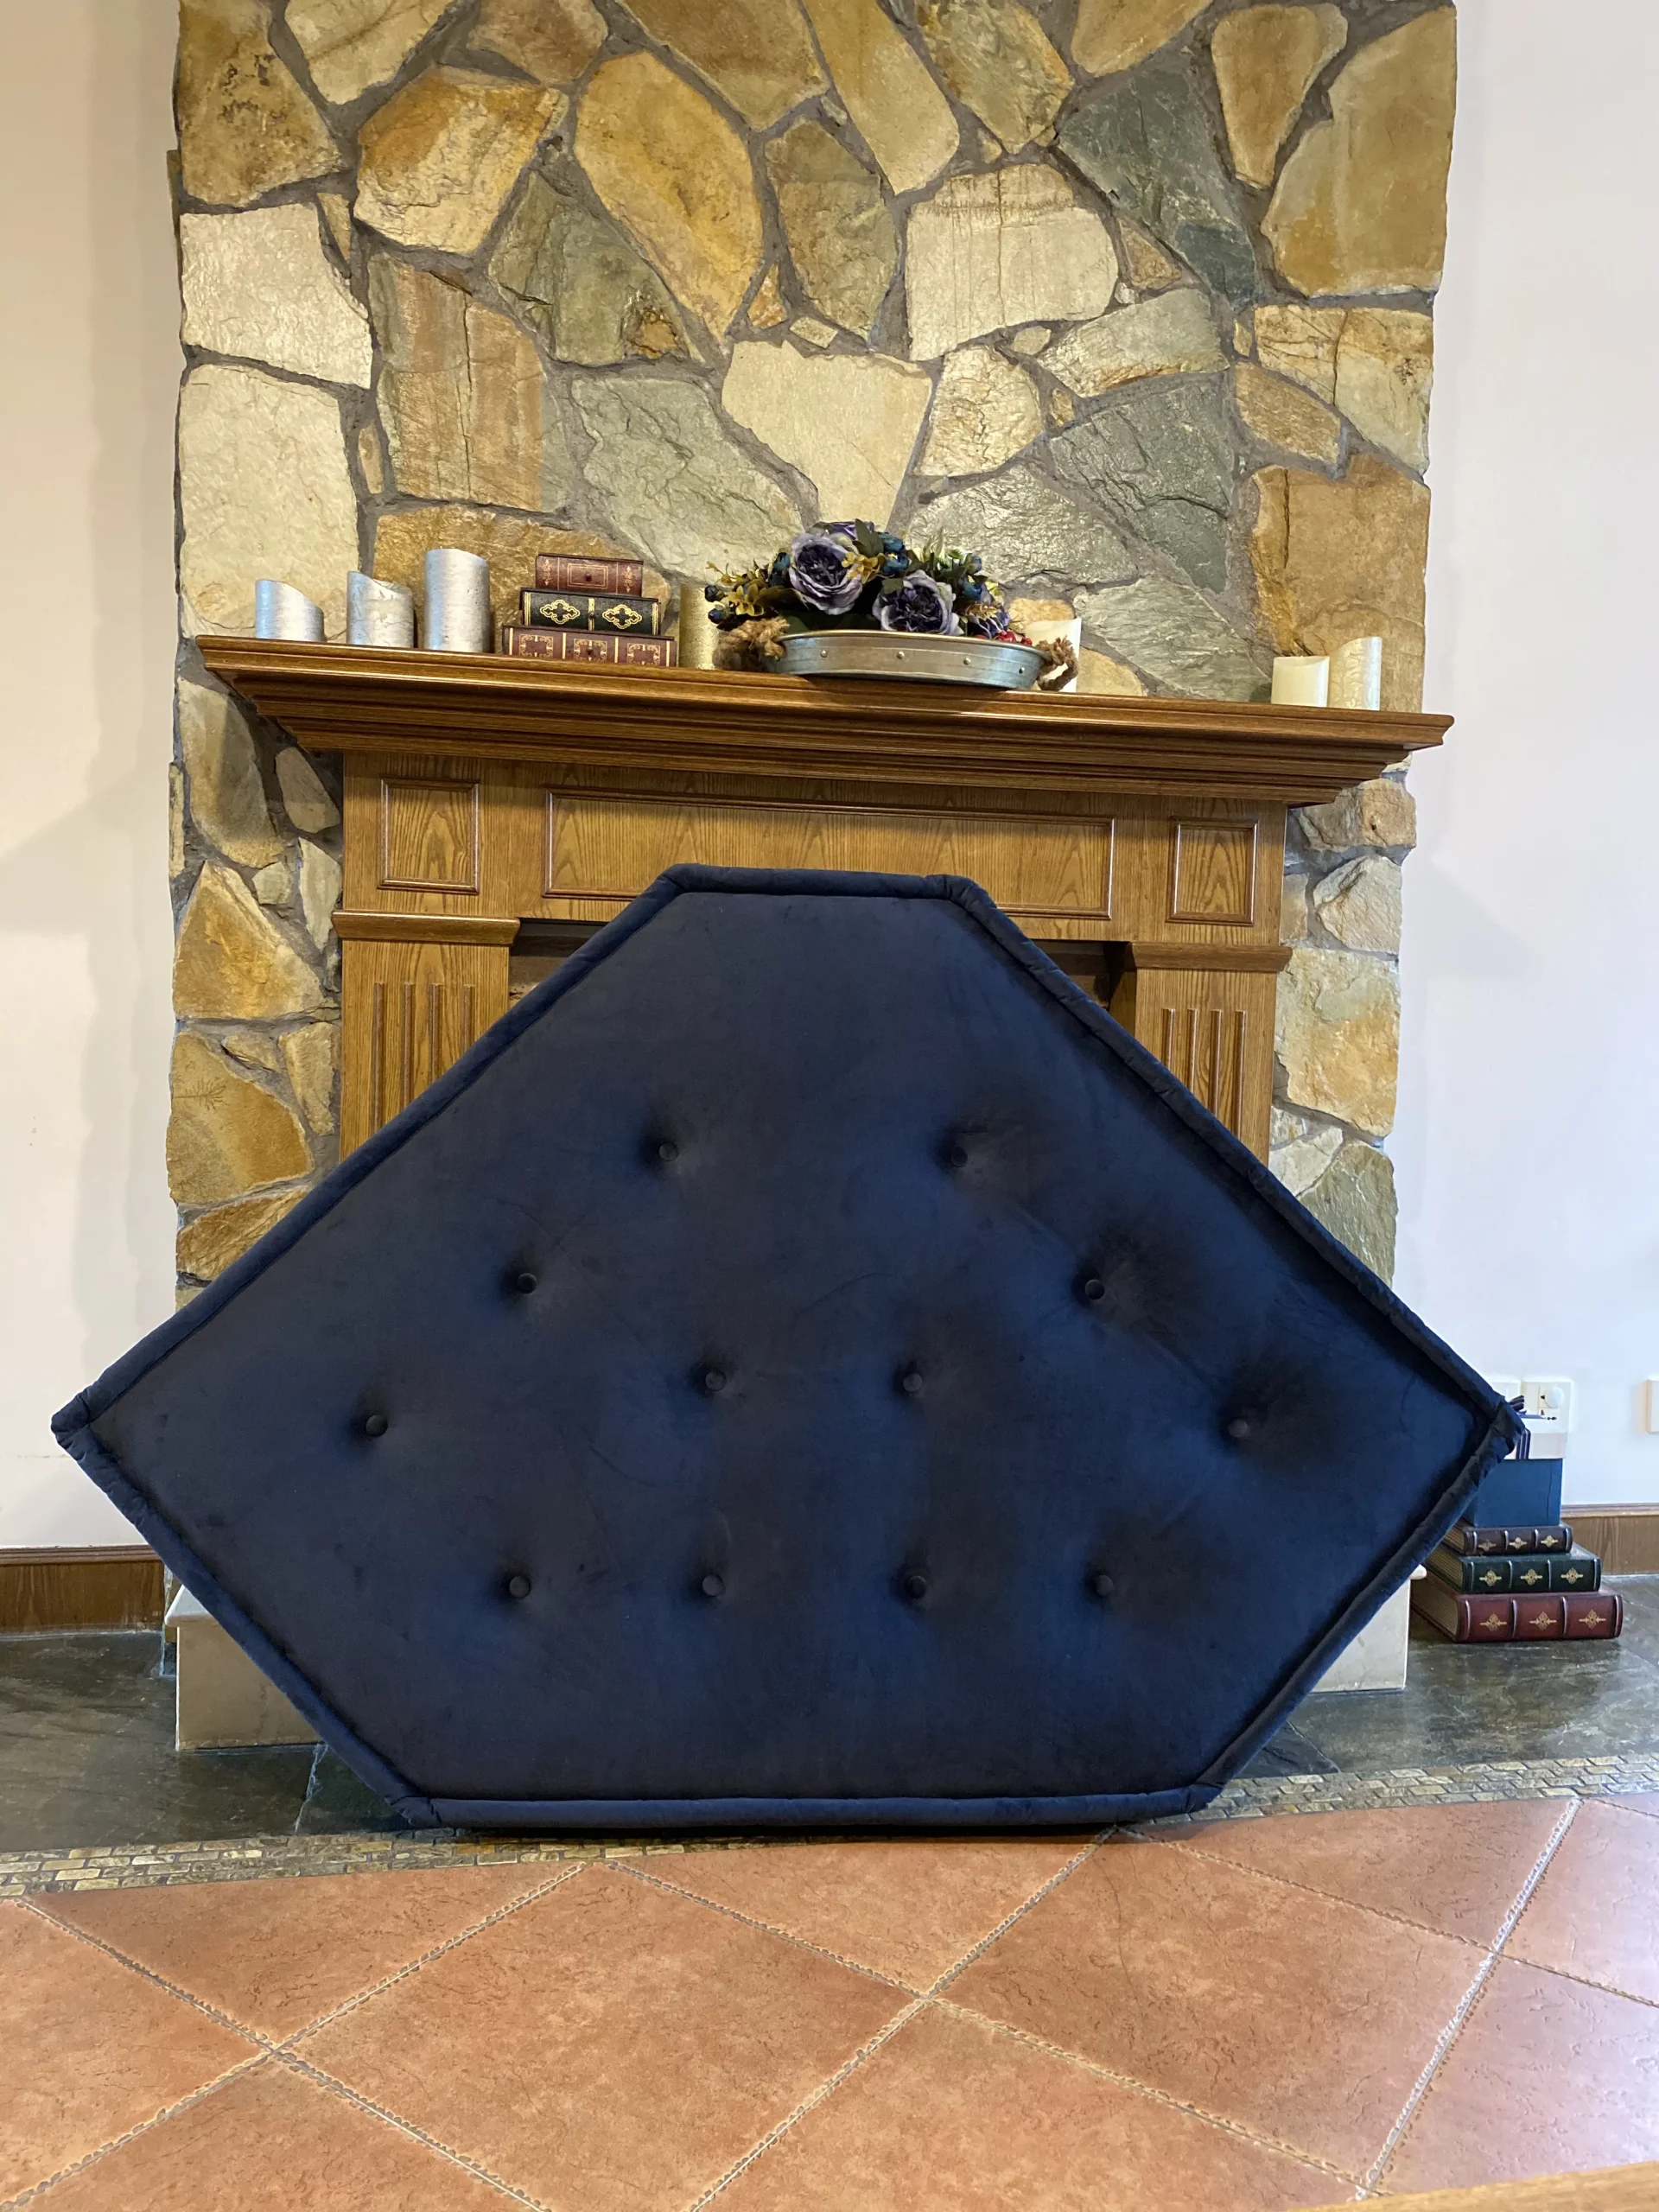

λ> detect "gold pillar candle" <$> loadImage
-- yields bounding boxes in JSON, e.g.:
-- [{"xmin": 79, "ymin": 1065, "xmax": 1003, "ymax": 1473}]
[{"xmin": 677, "ymin": 583, "xmax": 719, "ymax": 669}]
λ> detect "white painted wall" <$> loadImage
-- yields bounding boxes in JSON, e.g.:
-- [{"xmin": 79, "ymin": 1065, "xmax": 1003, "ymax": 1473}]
[
  {"xmin": 0, "ymin": 0, "xmax": 180, "ymax": 1543},
  {"xmin": 1397, "ymin": 0, "xmax": 1659, "ymax": 1506}
]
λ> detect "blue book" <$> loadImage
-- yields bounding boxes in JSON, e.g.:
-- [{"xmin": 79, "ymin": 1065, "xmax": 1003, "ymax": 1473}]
[{"xmin": 1463, "ymin": 1455, "xmax": 1563, "ymax": 1530}]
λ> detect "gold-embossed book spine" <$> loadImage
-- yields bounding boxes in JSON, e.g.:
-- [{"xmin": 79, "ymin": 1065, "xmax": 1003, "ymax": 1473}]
[
  {"xmin": 499, "ymin": 627, "xmax": 678, "ymax": 667},
  {"xmin": 520, "ymin": 590, "xmax": 662, "ymax": 636}
]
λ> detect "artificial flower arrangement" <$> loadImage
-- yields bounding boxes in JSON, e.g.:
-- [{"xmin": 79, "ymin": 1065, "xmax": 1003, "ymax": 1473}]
[{"xmin": 702, "ymin": 517, "xmax": 1050, "ymax": 663}]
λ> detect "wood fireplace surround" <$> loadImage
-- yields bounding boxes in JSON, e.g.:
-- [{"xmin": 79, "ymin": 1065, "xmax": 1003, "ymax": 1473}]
[{"xmin": 198, "ymin": 639, "xmax": 1448, "ymax": 1163}]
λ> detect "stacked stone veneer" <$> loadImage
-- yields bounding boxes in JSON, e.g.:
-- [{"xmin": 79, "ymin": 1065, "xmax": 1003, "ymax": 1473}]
[{"xmin": 168, "ymin": 0, "xmax": 1453, "ymax": 1295}]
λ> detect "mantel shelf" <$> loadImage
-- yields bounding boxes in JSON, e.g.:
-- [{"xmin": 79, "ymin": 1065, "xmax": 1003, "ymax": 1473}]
[{"xmin": 197, "ymin": 638, "xmax": 1448, "ymax": 806}]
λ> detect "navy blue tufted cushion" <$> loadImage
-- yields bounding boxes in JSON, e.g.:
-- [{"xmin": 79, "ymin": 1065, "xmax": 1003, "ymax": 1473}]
[{"xmin": 55, "ymin": 868, "xmax": 1516, "ymax": 1830}]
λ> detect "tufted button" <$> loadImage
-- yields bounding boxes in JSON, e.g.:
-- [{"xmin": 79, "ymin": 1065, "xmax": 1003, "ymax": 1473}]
[
  {"xmin": 947, "ymin": 1141, "xmax": 969, "ymax": 1169},
  {"xmin": 513, "ymin": 1269, "xmax": 537, "ymax": 1295},
  {"xmin": 657, "ymin": 1140, "xmax": 679, "ymax": 1164},
  {"xmin": 1225, "ymin": 1414, "xmax": 1252, "ymax": 1441},
  {"xmin": 362, "ymin": 1412, "xmax": 389, "ymax": 1439},
  {"xmin": 699, "ymin": 1572, "xmax": 725, "ymax": 1599},
  {"xmin": 505, "ymin": 1573, "xmax": 531, "ymax": 1600},
  {"xmin": 702, "ymin": 1367, "xmax": 727, "ymax": 1395},
  {"xmin": 1082, "ymin": 1276, "xmax": 1106, "ymax": 1303},
  {"xmin": 899, "ymin": 1365, "xmax": 924, "ymax": 1395},
  {"xmin": 903, "ymin": 1569, "xmax": 930, "ymax": 1601},
  {"xmin": 1089, "ymin": 1569, "xmax": 1115, "ymax": 1601}
]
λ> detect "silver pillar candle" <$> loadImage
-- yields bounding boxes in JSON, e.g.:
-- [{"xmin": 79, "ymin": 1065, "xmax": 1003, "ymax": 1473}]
[
  {"xmin": 254, "ymin": 579, "xmax": 324, "ymax": 641},
  {"xmin": 347, "ymin": 571, "xmax": 416, "ymax": 648},
  {"xmin": 423, "ymin": 548, "xmax": 492, "ymax": 653}
]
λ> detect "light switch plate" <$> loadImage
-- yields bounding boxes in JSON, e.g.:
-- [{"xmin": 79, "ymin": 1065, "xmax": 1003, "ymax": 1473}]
[{"xmin": 1644, "ymin": 1379, "xmax": 1659, "ymax": 1435}]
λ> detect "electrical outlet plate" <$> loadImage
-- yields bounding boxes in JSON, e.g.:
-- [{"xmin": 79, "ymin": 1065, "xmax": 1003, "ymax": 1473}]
[{"xmin": 1519, "ymin": 1376, "xmax": 1573, "ymax": 1439}]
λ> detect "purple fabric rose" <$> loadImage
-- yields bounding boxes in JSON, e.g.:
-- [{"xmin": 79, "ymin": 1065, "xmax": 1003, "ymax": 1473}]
[
  {"xmin": 786, "ymin": 530, "xmax": 865, "ymax": 616},
  {"xmin": 874, "ymin": 572, "xmax": 960, "ymax": 634}
]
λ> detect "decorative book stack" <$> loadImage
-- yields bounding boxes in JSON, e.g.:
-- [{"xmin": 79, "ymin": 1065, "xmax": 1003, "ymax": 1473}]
[
  {"xmin": 1412, "ymin": 1520, "xmax": 1622, "ymax": 1643},
  {"xmin": 499, "ymin": 555, "xmax": 678, "ymax": 667}
]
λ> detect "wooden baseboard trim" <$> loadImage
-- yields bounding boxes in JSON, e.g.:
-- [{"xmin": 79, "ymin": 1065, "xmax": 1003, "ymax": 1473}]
[
  {"xmin": 0, "ymin": 1546, "xmax": 165, "ymax": 1633},
  {"xmin": 1311, "ymin": 2163, "xmax": 1659, "ymax": 2209},
  {"xmin": 1567, "ymin": 1506, "xmax": 1659, "ymax": 1575}
]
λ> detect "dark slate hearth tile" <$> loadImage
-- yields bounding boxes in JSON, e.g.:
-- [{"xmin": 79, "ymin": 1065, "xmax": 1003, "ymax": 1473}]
[
  {"xmin": 1236, "ymin": 1719, "xmax": 1338, "ymax": 1779},
  {"xmin": 1607, "ymin": 1573, "xmax": 1659, "ymax": 1664},
  {"xmin": 296, "ymin": 1746, "xmax": 407, "ymax": 1834},
  {"xmin": 1294, "ymin": 1641, "xmax": 1659, "ymax": 1776},
  {"xmin": 0, "ymin": 1632, "xmax": 312, "ymax": 1853}
]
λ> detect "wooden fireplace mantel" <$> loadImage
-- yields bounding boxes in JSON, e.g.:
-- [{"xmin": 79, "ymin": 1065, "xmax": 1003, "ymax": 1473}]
[
  {"xmin": 198, "ymin": 639, "xmax": 1445, "ymax": 802},
  {"xmin": 198, "ymin": 639, "xmax": 1450, "ymax": 1163}
]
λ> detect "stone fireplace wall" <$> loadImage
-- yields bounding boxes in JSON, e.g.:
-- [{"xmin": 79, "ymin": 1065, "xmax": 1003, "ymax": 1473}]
[{"xmin": 168, "ymin": 0, "xmax": 1452, "ymax": 1298}]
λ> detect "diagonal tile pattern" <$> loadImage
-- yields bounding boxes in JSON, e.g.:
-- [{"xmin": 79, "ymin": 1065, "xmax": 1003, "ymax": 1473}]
[
  {"xmin": 948, "ymin": 1834, "xmax": 1486, "ymax": 2174},
  {"xmin": 1173, "ymin": 1796, "xmax": 1566, "ymax": 1946},
  {"xmin": 36, "ymin": 1862, "xmax": 556, "ymax": 2039},
  {"xmin": 639, "ymin": 1835, "xmax": 1087, "ymax": 1987},
  {"xmin": 0, "ymin": 1901, "xmax": 255, "ymax": 2201},
  {"xmin": 1505, "ymin": 1798, "xmax": 1659, "ymax": 2005},
  {"xmin": 1383, "ymin": 1956, "xmax": 1659, "ymax": 2193},
  {"xmin": 28, "ymin": 2060, "xmax": 513, "ymax": 2210},
  {"xmin": 297, "ymin": 1866, "xmax": 909, "ymax": 2212},
  {"xmin": 713, "ymin": 2004, "xmax": 1338, "ymax": 2212},
  {"xmin": 4, "ymin": 1799, "xmax": 1658, "ymax": 2209}
]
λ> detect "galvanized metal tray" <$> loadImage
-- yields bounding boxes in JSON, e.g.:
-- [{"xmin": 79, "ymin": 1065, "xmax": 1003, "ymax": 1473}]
[{"xmin": 778, "ymin": 629, "xmax": 1046, "ymax": 689}]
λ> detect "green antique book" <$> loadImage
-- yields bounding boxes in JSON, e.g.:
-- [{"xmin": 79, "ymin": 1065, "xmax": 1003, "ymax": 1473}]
[
  {"xmin": 519, "ymin": 588, "xmax": 662, "ymax": 636},
  {"xmin": 1426, "ymin": 1543, "xmax": 1600, "ymax": 1595}
]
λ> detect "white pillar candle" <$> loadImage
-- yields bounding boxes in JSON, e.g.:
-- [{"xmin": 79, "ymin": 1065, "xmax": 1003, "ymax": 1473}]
[
  {"xmin": 423, "ymin": 548, "xmax": 492, "ymax": 653},
  {"xmin": 1271, "ymin": 653, "xmax": 1330, "ymax": 707},
  {"xmin": 1329, "ymin": 634, "xmax": 1383, "ymax": 710},
  {"xmin": 1021, "ymin": 614, "xmax": 1082, "ymax": 692},
  {"xmin": 347, "ymin": 571, "xmax": 416, "ymax": 648},
  {"xmin": 254, "ymin": 579, "xmax": 324, "ymax": 641}
]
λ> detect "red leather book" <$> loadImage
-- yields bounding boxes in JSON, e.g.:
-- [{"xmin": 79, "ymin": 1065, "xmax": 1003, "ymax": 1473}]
[
  {"xmin": 1413, "ymin": 1580, "xmax": 1622, "ymax": 1642},
  {"xmin": 532, "ymin": 554, "xmax": 645, "ymax": 594},
  {"xmin": 499, "ymin": 627, "xmax": 677, "ymax": 667}
]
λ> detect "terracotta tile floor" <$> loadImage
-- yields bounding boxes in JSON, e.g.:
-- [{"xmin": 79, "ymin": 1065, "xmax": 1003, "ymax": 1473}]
[{"xmin": 5, "ymin": 1796, "xmax": 1659, "ymax": 2209}]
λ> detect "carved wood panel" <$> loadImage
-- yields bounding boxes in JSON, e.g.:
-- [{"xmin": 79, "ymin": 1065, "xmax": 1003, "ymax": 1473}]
[
  {"xmin": 343, "ymin": 758, "xmax": 523, "ymax": 917},
  {"xmin": 332, "ymin": 761, "xmax": 1297, "ymax": 1160},
  {"xmin": 1169, "ymin": 818, "xmax": 1258, "ymax": 925},
  {"xmin": 1112, "ymin": 799, "xmax": 1283, "ymax": 947},
  {"xmin": 339, "ymin": 933, "xmax": 511, "ymax": 1151},
  {"xmin": 539, "ymin": 791, "xmax": 1115, "ymax": 930},
  {"xmin": 379, "ymin": 777, "xmax": 481, "ymax": 892},
  {"xmin": 1160, "ymin": 1005, "xmax": 1249, "ymax": 1131},
  {"xmin": 1108, "ymin": 959, "xmax": 1281, "ymax": 1160}
]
